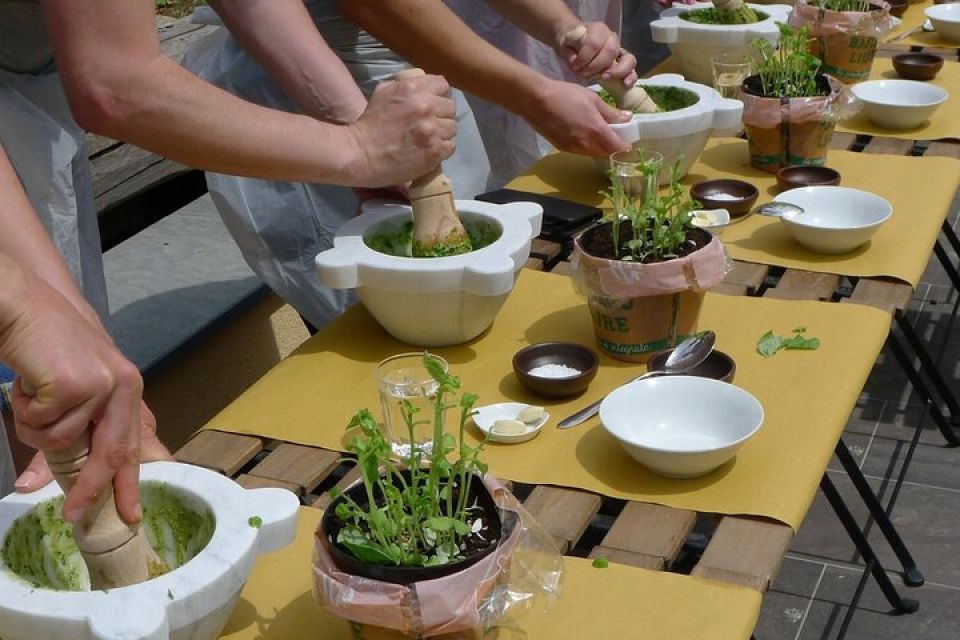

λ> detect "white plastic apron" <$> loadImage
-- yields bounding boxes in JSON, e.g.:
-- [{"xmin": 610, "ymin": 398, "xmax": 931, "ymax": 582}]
[
  {"xmin": 183, "ymin": 2, "xmax": 491, "ymax": 330},
  {"xmin": 446, "ymin": 0, "xmax": 619, "ymax": 187}
]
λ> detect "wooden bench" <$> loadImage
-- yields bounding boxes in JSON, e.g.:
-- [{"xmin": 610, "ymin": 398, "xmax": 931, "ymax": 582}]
[{"xmin": 92, "ymin": 16, "xmax": 216, "ymax": 249}]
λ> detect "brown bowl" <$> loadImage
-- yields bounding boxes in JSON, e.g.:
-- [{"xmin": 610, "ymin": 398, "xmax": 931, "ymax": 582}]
[
  {"xmin": 892, "ymin": 53, "xmax": 944, "ymax": 81},
  {"xmin": 647, "ymin": 349, "xmax": 736, "ymax": 383},
  {"xmin": 689, "ymin": 179, "xmax": 760, "ymax": 218},
  {"xmin": 776, "ymin": 166, "xmax": 842, "ymax": 192},
  {"xmin": 887, "ymin": 0, "xmax": 909, "ymax": 17},
  {"xmin": 513, "ymin": 342, "xmax": 599, "ymax": 398}
]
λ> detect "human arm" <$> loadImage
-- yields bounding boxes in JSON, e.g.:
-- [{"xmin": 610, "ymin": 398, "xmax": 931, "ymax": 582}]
[
  {"xmin": 484, "ymin": 0, "xmax": 637, "ymax": 85},
  {"xmin": 338, "ymin": 0, "xmax": 631, "ymax": 157},
  {"xmin": 207, "ymin": 0, "xmax": 367, "ymax": 124},
  {"xmin": 41, "ymin": 0, "xmax": 455, "ymax": 188}
]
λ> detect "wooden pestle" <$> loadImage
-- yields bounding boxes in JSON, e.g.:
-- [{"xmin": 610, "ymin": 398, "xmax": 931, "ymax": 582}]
[
  {"xmin": 563, "ymin": 26, "xmax": 658, "ymax": 113},
  {"xmin": 21, "ymin": 382, "xmax": 167, "ymax": 588},
  {"xmin": 392, "ymin": 68, "xmax": 472, "ymax": 257}
]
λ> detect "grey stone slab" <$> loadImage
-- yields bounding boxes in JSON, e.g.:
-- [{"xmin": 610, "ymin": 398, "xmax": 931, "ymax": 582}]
[
  {"xmin": 798, "ymin": 565, "xmax": 960, "ymax": 640},
  {"xmin": 792, "ymin": 471, "xmax": 863, "ymax": 567},
  {"xmin": 830, "ymin": 433, "xmax": 873, "ymax": 473},
  {"xmin": 844, "ymin": 398, "xmax": 888, "ymax": 438},
  {"xmin": 756, "ymin": 558, "xmax": 825, "ymax": 640},
  {"xmin": 103, "ymin": 194, "xmax": 263, "ymax": 371},
  {"xmin": 874, "ymin": 399, "xmax": 953, "ymax": 448},
  {"xmin": 860, "ymin": 350, "xmax": 913, "ymax": 406},
  {"xmin": 863, "ymin": 435, "xmax": 960, "ymax": 493}
]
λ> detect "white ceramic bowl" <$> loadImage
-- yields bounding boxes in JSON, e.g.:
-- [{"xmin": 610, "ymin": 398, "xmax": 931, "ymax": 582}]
[
  {"xmin": 599, "ymin": 376, "xmax": 764, "ymax": 478},
  {"xmin": 775, "ymin": 186, "xmax": 893, "ymax": 254},
  {"xmin": 925, "ymin": 4, "xmax": 960, "ymax": 42},
  {"xmin": 852, "ymin": 80, "xmax": 948, "ymax": 129},
  {"xmin": 472, "ymin": 402, "xmax": 548, "ymax": 444}
]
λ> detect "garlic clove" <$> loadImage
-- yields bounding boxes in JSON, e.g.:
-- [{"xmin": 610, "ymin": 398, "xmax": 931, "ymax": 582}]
[
  {"xmin": 516, "ymin": 405, "xmax": 546, "ymax": 425},
  {"xmin": 492, "ymin": 419, "xmax": 528, "ymax": 436}
]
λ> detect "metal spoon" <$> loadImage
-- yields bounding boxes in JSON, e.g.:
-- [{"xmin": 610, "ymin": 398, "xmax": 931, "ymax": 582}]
[
  {"xmin": 887, "ymin": 19, "xmax": 935, "ymax": 43},
  {"xmin": 753, "ymin": 201, "xmax": 805, "ymax": 218},
  {"xmin": 556, "ymin": 330, "xmax": 717, "ymax": 429}
]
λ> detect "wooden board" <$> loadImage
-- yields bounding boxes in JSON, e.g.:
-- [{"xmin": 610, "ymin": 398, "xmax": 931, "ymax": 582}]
[{"xmin": 175, "ymin": 430, "xmax": 262, "ymax": 476}]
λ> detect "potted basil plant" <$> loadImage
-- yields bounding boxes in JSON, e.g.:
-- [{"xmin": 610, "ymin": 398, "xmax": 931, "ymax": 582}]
[
  {"xmin": 570, "ymin": 157, "xmax": 727, "ymax": 362},
  {"xmin": 789, "ymin": 0, "xmax": 894, "ymax": 83},
  {"xmin": 312, "ymin": 353, "xmax": 531, "ymax": 638},
  {"xmin": 741, "ymin": 23, "xmax": 858, "ymax": 172}
]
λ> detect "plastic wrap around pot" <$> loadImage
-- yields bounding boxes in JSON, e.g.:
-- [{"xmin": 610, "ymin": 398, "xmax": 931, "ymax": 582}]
[
  {"xmin": 789, "ymin": 0, "xmax": 894, "ymax": 82},
  {"xmin": 312, "ymin": 475, "xmax": 562, "ymax": 638},
  {"xmin": 570, "ymin": 231, "xmax": 729, "ymax": 300}
]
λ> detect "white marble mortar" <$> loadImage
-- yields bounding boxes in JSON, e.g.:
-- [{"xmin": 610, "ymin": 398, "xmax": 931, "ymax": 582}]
[
  {"xmin": 0, "ymin": 461, "xmax": 299, "ymax": 640},
  {"xmin": 315, "ymin": 200, "xmax": 543, "ymax": 347}
]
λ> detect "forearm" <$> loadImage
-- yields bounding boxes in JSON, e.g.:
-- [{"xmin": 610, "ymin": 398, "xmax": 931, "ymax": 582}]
[
  {"xmin": 0, "ymin": 148, "xmax": 102, "ymax": 330},
  {"xmin": 0, "ymin": 253, "xmax": 30, "ymax": 345},
  {"xmin": 338, "ymin": 0, "xmax": 549, "ymax": 120},
  {"xmin": 486, "ymin": 0, "xmax": 582, "ymax": 49},
  {"xmin": 43, "ymin": 0, "xmax": 367, "ymax": 185},
  {"xmin": 208, "ymin": 0, "xmax": 366, "ymax": 123}
]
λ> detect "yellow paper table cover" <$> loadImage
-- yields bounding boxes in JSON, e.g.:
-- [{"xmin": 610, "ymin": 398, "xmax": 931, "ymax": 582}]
[
  {"xmin": 206, "ymin": 270, "xmax": 890, "ymax": 530},
  {"xmin": 836, "ymin": 58, "xmax": 960, "ymax": 140},
  {"xmin": 220, "ymin": 508, "xmax": 762, "ymax": 640},
  {"xmin": 508, "ymin": 140, "xmax": 960, "ymax": 287},
  {"xmin": 885, "ymin": 0, "xmax": 954, "ymax": 47}
]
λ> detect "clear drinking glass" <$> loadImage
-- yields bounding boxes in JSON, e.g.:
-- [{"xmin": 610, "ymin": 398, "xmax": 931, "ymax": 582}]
[
  {"xmin": 608, "ymin": 148, "xmax": 663, "ymax": 213},
  {"xmin": 711, "ymin": 52, "xmax": 753, "ymax": 100},
  {"xmin": 376, "ymin": 352, "xmax": 448, "ymax": 457}
]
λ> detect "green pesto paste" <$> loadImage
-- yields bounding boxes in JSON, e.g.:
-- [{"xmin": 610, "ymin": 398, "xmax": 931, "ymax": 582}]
[
  {"xmin": 599, "ymin": 85, "xmax": 701, "ymax": 112},
  {"xmin": 1, "ymin": 482, "xmax": 214, "ymax": 591},
  {"xmin": 365, "ymin": 215, "xmax": 502, "ymax": 257}
]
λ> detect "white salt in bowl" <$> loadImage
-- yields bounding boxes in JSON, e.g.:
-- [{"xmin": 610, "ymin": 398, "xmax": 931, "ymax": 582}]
[
  {"xmin": 600, "ymin": 376, "xmax": 764, "ymax": 478},
  {"xmin": 512, "ymin": 342, "xmax": 599, "ymax": 398},
  {"xmin": 851, "ymin": 80, "xmax": 948, "ymax": 130}
]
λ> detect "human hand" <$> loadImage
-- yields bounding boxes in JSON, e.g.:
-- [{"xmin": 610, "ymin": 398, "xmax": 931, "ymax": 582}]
[
  {"xmin": 346, "ymin": 73, "xmax": 457, "ymax": 188},
  {"xmin": 15, "ymin": 400, "xmax": 172, "ymax": 494},
  {"xmin": 562, "ymin": 22, "xmax": 638, "ymax": 88},
  {"xmin": 0, "ymin": 277, "xmax": 145, "ymax": 525},
  {"xmin": 527, "ymin": 79, "xmax": 632, "ymax": 157}
]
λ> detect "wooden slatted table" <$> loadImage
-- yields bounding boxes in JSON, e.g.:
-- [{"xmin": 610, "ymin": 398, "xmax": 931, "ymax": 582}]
[{"xmin": 175, "ymin": 428, "xmax": 793, "ymax": 599}]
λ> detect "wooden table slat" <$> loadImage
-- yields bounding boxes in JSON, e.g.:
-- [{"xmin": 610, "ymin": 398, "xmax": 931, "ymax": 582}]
[
  {"xmin": 529, "ymin": 238, "xmax": 563, "ymax": 263},
  {"xmin": 723, "ymin": 261, "xmax": 769, "ymax": 294},
  {"xmin": 312, "ymin": 465, "xmax": 363, "ymax": 510},
  {"xmin": 692, "ymin": 516, "xmax": 793, "ymax": 591},
  {"xmin": 861, "ymin": 137, "xmax": 915, "ymax": 156},
  {"xmin": 764, "ymin": 269, "xmax": 840, "ymax": 302},
  {"xmin": 522, "ymin": 486, "xmax": 602, "ymax": 554},
  {"xmin": 235, "ymin": 473, "xmax": 303, "ymax": 495},
  {"xmin": 247, "ymin": 443, "xmax": 341, "ymax": 494},
  {"xmin": 846, "ymin": 278, "xmax": 914, "ymax": 314},
  {"xmin": 174, "ymin": 430, "xmax": 263, "ymax": 476},
  {"xmin": 595, "ymin": 502, "xmax": 697, "ymax": 570}
]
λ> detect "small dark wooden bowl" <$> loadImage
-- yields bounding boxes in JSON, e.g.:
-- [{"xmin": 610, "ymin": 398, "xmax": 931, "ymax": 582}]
[
  {"xmin": 689, "ymin": 179, "xmax": 759, "ymax": 218},
  {"xmin": 647, "ymin": 349, "xmax": 736, "ymax": 383},
  {"xmin": 513, "ymin": 342, "xmax": 599, "ymax": 398},
  {"xmin": 776, "ymin": 166, "xmax": 842, "ymax": 192},
  {"xmin": 892, "ymin": 53, "xmax": 944, "ymax": 81},
  {"xmin": 887, "ymin": 0, "xmax": 909, "ymax": 17}
]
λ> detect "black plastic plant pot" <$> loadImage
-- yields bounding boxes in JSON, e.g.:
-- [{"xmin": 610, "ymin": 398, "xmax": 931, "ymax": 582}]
[{"xmin": 321, "ymin": 470, "xmax": 507, "ymax": 585}]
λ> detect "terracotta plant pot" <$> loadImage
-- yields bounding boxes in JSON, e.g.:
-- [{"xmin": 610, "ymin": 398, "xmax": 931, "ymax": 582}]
[
  {"xmin": 571, "ymin": 225, "xmax": 727, "ymax": 363},
  {"xmin": 789, "ymin": 0, "xmax": 894, "ymax": 83},
  {"xmin": 740, "ymin": 74, "xmax": 847, "ymax": 173}
]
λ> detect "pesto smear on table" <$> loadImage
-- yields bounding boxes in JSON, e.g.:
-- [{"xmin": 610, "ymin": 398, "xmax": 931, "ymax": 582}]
[{"xmin": 2, "ymin": 482, "xmax": 214, "ymax": 591}]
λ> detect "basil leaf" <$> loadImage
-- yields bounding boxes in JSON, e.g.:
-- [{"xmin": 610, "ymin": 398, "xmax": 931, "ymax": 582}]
[{"xmin": 757, "ymin": 330, "xmax": 785, "ymax": 358}]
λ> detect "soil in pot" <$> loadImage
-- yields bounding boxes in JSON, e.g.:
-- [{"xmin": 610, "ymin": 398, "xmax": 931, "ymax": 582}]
[
  {"xmin": 576, "ymin": 223, "xmax": 712, "ymax": 362},
  {"xmin": 741, "ymin": 74, "xmax": 837, "ymax": 173},
  {"xmin": 322, "ymin": 470, "xmax": 507, "ymax": 585}
]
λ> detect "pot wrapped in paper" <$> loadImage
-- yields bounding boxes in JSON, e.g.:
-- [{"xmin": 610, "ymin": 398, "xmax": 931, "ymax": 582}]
[
  {"xmin": 571, "ymin": 231, "xmax": 728, "ymax": 299},
  {"xmin": 789, "ymin": 0, "xmax": 894, "ymax": 82},
  {"xmin": 312, "ymin": 475, "xmax": 562, "ymax": 638}
]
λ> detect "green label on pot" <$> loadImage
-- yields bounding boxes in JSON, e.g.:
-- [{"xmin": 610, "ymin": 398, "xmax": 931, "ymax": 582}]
[
  {"xmin": 598, "ymin": 335, "xmax": 693, "ymax": 356},
  {"xmin": 821, "ymin": 62, "xmax": 871, "ymax": 80}
]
